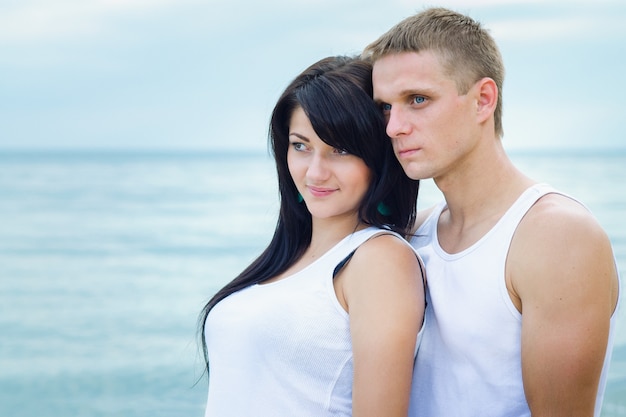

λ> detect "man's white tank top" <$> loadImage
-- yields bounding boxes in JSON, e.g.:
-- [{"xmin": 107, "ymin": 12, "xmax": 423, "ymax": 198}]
[
  {"xmin": 409, "ymin": 183, "xmax": 620, "ymax": 417},
  {"xmin": 204, "ymin": 226, "xmax": 424, "ymax": 417}
]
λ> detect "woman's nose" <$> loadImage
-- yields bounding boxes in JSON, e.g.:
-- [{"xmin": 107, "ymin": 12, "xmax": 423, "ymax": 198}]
[{"xmin": 306, "ymin": 153, "xmax": 330, "ymax": 181}]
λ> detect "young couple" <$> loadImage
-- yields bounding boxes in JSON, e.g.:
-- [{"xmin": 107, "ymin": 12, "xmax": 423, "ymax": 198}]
[{"xmin": 199, "ymin": 7, "xmax": 620, "ymax": 417}]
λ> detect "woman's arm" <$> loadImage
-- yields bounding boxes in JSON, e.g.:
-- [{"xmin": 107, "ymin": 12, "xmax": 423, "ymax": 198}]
[{"xmin": 335, "ymin": 234, "xmax": 425, "ymax": 417}]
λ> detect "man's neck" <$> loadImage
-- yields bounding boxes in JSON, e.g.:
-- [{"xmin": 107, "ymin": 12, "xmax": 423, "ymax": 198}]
[{"xmin": 434, "ymin": 143, "xmax": 534, "ymax": 253}]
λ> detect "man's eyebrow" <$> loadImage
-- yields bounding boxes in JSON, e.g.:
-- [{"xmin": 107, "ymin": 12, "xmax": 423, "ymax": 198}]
[
  {"xmin": 399, "ymin": 87, "xmax": 436, "ymax": 97},
  {"xmin": 374, "ymin": 87, "xmax": 436, "ymax": 104}
]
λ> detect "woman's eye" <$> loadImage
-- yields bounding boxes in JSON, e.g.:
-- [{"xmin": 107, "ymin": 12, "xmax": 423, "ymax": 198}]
[
  {"xmin": 334, "ymin": 148, "xmax": 349, "ymax": 155},
  {"xmin": 291, "ymin": 142, "xmax": 306, "ymax": 151}
]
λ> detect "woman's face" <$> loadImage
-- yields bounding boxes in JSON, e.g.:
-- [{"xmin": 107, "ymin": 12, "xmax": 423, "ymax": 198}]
[{"xmin": 287, "ymin": 107, "xmax": 371, "ymax": 224}]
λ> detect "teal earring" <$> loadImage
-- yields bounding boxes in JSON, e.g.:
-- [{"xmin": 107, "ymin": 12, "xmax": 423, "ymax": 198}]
[
  {"xmin": 377, "ymin": 202, "xmax": 390, "ymax": 216},
  {"xmin": 297, "ymin": 192, "xmax": 304, "ymax": 203}
]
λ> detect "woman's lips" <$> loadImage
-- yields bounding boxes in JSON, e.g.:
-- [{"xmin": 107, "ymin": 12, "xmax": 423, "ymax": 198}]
[{"xmin": 307, "ymin": 186, "xmax": 336, "ymax": 197}]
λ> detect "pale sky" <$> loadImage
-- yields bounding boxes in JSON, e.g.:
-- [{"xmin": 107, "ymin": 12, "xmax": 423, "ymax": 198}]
[{"xmin": 1, "ymin": 0, "xmax": 624, "ymax": 151}]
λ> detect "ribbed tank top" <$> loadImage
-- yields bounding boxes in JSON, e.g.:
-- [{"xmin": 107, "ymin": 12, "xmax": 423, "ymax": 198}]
[
  {"xmin": 204, "ymin": 226, "xmax": 423, "ymax": 417},
  {"xmin": 409, "ymin": 183, "xmax": 619, "ymax": 417}
]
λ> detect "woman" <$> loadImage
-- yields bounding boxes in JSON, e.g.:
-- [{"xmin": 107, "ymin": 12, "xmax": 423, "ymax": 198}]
[{"xmin": 199, "ymin": 55, "xmax": 425, "ymax": 417}]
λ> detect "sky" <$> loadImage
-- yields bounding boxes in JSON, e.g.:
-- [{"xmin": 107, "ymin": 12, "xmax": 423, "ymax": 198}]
[{"xmin": 0, "ymin": 0, "xmax": 624, "ymax": 152}]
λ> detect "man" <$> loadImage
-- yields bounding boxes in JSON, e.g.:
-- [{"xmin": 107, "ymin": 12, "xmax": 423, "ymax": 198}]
[{"xmin": 363, "ymin": 7, "xmax": 620, "ymax": 417}]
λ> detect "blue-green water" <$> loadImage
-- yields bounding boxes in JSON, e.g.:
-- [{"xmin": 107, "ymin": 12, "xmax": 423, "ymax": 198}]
[{"xmin": 0, "ymin": 150, "xmax": 625, "ymax": 416}]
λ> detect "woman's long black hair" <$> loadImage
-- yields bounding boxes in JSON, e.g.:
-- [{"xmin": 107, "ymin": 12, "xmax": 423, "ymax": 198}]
[{"xmin": 198, "ymin": 55, "xmax": 419, "ymax": 376}]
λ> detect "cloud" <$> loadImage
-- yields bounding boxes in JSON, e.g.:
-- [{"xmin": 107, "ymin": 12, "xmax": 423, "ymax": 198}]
[
  {"xmin": 0, "ymin": 0, "xmax": 624, "ymax": 151},
  {"xmin": 0, "ymin": 0, "xmax": 203, "ymax": 43},
  {"xmin": 489, "ymin": 14, "xmax": 625, "ymax": 42},
  {"xmin": 0, "ymin": 2, "xmax": 99, "ymax": 42},
  {"xmin": 3, "ymin": 0, "xmax": 624, "ymax": 44}
]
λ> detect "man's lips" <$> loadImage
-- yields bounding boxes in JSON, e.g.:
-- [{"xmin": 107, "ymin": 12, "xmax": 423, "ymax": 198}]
[{"xmin": 397, "ymin": 147, "xmax": 420, "ymax": 158}]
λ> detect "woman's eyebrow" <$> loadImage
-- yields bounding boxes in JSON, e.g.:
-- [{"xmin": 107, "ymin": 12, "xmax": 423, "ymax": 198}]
[{"xmin": 289, "ymin": 133, "xmax": 310, "ymax": 141}]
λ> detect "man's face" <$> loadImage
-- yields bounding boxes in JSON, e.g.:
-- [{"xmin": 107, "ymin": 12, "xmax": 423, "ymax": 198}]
[{"xmin": 372, "ymin": 51, "xmax": 479, "ymax": 182}]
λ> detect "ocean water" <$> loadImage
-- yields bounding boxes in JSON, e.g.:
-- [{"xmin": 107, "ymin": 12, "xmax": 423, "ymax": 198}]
[{"xmin": 0, "ymin": 150, "xmax": 625, "ymax": 416}]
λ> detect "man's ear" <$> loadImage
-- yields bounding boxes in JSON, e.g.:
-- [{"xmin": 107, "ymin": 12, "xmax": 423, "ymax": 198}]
[{"xmin": 475, "ymin": 77, "xmax": 498, "ymax": 123}]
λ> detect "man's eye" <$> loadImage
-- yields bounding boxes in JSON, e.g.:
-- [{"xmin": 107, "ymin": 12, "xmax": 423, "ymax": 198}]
[
  {"xmin": 413, "ymin": 96, "xmax": 426, "ymax": 105},
  {"xmin": 381, "ymin": 103, "xmax": 392, "ymax": 112}
]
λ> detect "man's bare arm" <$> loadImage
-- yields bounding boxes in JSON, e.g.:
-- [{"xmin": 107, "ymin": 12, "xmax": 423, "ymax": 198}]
[{"xmin": 508, "ymin": 194, "xmax": 619, "ymax": 416}]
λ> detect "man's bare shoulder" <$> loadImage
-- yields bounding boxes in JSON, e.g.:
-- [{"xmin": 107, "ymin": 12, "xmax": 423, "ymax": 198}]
[
  {"xmin": 513, "ymin": 192, "xmax": 613, "ymax": 266},
  {"xmin": 520, "ymin": 192, "xmax": 605, "ymax": 239},
  {"xmin": 508, "ymin": 192, "xmax": 618, "ymax": 310}
]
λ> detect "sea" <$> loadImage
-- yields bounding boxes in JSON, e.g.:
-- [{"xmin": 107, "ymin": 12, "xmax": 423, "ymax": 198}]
[{"xmin": 1, "ymin": 149, "xmax": 625, "ymax": 417}]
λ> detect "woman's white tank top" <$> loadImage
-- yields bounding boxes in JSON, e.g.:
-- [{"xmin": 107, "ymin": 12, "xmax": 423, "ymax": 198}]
[{"xmin": 204, "ymin": 226, "xmax": 424, "ymax": 417}]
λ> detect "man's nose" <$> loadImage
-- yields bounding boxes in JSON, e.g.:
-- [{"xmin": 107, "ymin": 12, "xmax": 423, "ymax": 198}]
[{"xmin": 386, "ymin": 107, "xmax": 412, "ymax": 138}]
